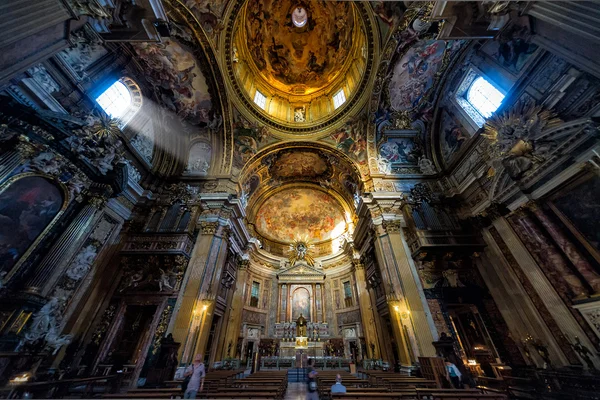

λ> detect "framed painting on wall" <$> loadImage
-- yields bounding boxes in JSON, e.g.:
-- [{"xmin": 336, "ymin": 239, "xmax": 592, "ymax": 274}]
[
  {"xmin": 0, "ymin": 174, "xmax": 66, "ymax": 282},
  {"xmin": 548, "ymin": 173, "xmax": 600, "ymax": 264}
]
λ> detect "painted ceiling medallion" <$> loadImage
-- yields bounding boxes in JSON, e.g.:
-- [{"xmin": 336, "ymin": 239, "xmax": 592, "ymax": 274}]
[{"xmin": 292, "ymin": 6, "xmax": 308, "ymax": 28}]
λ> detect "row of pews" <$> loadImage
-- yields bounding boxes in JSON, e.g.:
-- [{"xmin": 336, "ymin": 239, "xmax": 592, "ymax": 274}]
[
  {"xmin": 316, "ymin": 371, "xmax": 507, "ymax": 400},
  {"xmin": 102, "ymin": 369, "xmax": 289, "ymax": 399},
  {"xmin": 102, "ymin": 369, "xmax": 245, "ymax": 399},
  {"xmin": 199, "ymin": 370, "xmax": 288, "ymax": 399}
]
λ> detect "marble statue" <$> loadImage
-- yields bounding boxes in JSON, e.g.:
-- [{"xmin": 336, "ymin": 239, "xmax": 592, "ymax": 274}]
[
  {"xmin": 418, "ymin": 156, "xmax": 436, "ymax": 175},
  {"xmin": 23, "ymin": 297, "xmax": 72, "ymax": 354},
  {"xmin": 66, "ymin": 244, "xmax": 98, "ymax": 281},
  {"xmin": 158, "ymin": 268, "xmax": 174, "ymax": 292}
]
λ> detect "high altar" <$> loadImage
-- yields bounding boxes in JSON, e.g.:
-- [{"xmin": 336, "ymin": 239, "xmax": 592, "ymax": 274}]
[{"xmin": 274, "ymin": 245, "xmax": 329, "ymax": 357}]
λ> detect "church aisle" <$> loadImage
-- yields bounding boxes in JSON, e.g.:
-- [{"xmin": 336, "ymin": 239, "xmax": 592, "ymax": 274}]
[{"xmin": 284, "ymin": 382, "xmax": 307, "ymax": 400}]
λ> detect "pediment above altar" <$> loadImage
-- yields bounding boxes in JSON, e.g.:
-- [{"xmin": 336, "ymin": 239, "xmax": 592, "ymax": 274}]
[{"xmin": 277, "ymin": 261, "xmax": 325, "ymax": 283}]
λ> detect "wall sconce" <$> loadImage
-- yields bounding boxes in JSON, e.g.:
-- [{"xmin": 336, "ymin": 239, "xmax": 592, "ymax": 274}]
[
  {"xmin": 394, "ymin": 305, "xmax": 400, "ymax": 312},
  {"xmin": 467, "ymin": 359, "xmax": 477, "ymax": 366},
  {"xmin": 203, "ymin": 304, "xmax": 208, "ymax": 311}
]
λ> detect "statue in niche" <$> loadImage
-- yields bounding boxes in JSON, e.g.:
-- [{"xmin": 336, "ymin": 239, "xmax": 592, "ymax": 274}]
[
  {"xmin": 158, "ymin": 268, "xmax": 174, "ymax": 291},
  {"xmin": 296, "ymin": 314, "xmax": 307, "ymax": 337},
  {"xmin": 294, "ymin": 107, "xmax": 306, "ymax": 123}
]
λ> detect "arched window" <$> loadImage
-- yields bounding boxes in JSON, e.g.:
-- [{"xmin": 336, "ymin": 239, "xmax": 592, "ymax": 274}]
[
  {"xmin": 95, "ymin": 77, "xmax": 142, "ymax": 127},
  {"xmin": 466, "ymin": 76, "xmax": 505, "ymax": 118}
]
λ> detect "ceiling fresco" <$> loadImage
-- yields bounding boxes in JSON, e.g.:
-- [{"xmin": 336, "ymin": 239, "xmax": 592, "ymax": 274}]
[
  {"xmin": 255, "ymin": 187, "xmax": 346, "ymax": 244},
  {"xmin": 133, "ymin": 34, "xmax": 215, "ymax": 126},
  {"xmin": 183, "ymin": 0, "xmax": 228, "ymax": 39},
  {"xmin": 270, "ymin": 151, "xmax": 329, "ymax": 179},
  {"xmin": 244, "ymin": 0, "xmax": 355, "ymax": 93},
  {"xmin": 388, "ymin": 39, "xmax": 448, "ymax": 112},
  {"xmin": 366, "ymin": 3, "xmax": 467, "ymax": 177}
]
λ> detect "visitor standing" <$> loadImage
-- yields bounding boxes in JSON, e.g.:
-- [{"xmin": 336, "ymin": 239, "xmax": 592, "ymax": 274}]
[
  {"xmin": 445, "ymin": 359, "xmax": 462, "ymax": 389},
  {"xmin": 306, "ymin": 358, "xmax": 318, "ymax": 400},
  {"xmin": 183, "ymin": 354, "xmax": 206, "ymax": 399}
]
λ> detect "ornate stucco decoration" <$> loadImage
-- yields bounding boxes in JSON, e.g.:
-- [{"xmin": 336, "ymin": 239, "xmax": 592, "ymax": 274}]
[
  {"xmin": 288, "ymin": 239, "xmax": 316, "ymax": 268},
  {"xmin": 277, "ymin": 260, "xmax": 325, "ymax": 283},
  {"xmin": 483, "ymin": 101, "xmax": 562, "ymax": 179}
]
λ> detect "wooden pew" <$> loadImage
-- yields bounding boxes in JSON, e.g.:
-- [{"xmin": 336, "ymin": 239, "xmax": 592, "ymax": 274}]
[
  {"xmin": 431, "ymin": 394, "xmax": 506, "ymax": 400},
  {"xmin": 331, "ymin": 393, "xmax": 403, "ymax": 399},
  {"xmin": 415, "ymin": 388, "xmax": 482, "ymax": 399},
  {"xmin": 103, "ymin": 392, "xmax": 182, "ymax": 399}
]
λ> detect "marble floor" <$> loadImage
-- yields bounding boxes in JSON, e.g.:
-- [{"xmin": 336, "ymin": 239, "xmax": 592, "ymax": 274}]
[{"xmin": 284, "ymin": 382, "xmax": 307, "ymax": 400}]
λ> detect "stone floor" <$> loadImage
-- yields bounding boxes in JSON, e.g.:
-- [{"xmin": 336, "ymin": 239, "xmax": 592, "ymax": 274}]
[{"xmin": 284, "ymin": 382, "xmax": 307, "ymax": 400}]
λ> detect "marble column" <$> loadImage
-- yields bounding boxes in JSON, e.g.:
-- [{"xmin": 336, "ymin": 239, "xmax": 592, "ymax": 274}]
[
  {"xmin": 508, "ymin": 210, "xmax": 589, "ymax": 298},
  {"xmin": 26, "ymin": 195, "xmax": 106, "ymax": 294},
  {"xmin": 354, "ymin": 261, "xmax": 381, "ymax": 359},
  {"xmin": 220, "ymin": 258, "xmax": 248, "ymax": 360},
  {"xmin": 528, "ymin": 202, "xmax": 600, "ymax": 293},
  {"xmin": 170, "ymin": 221, "xmax": 229, "ymax": 363}
]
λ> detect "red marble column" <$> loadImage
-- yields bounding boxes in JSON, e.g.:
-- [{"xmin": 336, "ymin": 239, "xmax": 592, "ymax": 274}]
[
  {"xmin": 529, "ymin": 203, "xmax": 600, "ymax": 294},
  {"xmin": 508, "ymin": 210, "xmax": 590, "ymax": 298}
]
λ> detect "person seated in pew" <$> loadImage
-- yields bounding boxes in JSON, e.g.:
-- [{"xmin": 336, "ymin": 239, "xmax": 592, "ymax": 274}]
[{"xmin": 331, "ymin": 374, "xmax": 347, "ymax": 394}]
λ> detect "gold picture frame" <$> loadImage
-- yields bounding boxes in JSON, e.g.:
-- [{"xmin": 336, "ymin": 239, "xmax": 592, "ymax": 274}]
[{"xmin": 0, "ymin": 173, "xmax": 70, "ymax": 284}]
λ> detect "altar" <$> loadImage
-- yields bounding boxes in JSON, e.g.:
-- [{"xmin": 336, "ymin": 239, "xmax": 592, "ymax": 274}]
[
  {"xmin": 279, "ymin": 340, "xmax": 324, "ymax": 358},
  {"xmin": 278, "ymin": 314, "xmax": 325, "ymax": 358}
]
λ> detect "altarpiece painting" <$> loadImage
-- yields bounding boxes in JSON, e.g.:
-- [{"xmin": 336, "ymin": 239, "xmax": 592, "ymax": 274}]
[{"xmin": 0, "ymin": 176, "xmax": 64, "ymax": 277}]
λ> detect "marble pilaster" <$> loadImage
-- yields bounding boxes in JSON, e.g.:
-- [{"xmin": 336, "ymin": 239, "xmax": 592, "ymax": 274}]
[
  {"xmin": 372, "ymin": 218, "xmax": 437, "ymax": 363},
  {"xmin": 508, "ymin": 210, "xmax": 589, "ymax": 298},
  {"xmin": 221, "ymin": 259, "xmax": 248, "ymax": 360},
  {"xmin": 492, "ymin": 217, "xmax": 600, "ymax": 367},
  {"xmin": 0, "ymin": 150, "xmax": 21, "ymax": 183},
  {"xmin": 170, "ymin": 221, "xmax": 229, "ymax": 363},
  {"xmin": 354, "ymin": 262, "xmax": 381, "ymax": 358},
  {"xmin": 528, "ymin": 203, "xmax": 600, "ymax": 293}
]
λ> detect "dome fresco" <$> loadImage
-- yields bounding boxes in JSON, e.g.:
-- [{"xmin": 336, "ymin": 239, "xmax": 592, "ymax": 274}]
[{"xmin": 244, "ymin": 0, "xmax": 355, "ymax": 92}]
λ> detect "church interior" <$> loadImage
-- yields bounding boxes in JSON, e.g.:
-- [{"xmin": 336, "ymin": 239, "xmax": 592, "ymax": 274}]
[{"xmin": 0, "ymin": 0, "xmax": 599, "ymax": 398}]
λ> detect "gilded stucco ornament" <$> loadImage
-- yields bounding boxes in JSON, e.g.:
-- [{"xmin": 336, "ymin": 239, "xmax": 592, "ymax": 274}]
[
  {"xmin": 288, "ymin": 239, "xmax": 316, "ymax": 268},
  {"xmin": 483, "ymin": 101, "xmax": 562, "ymax": 179}
]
